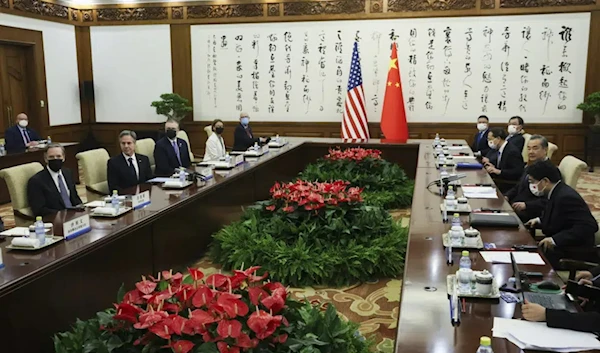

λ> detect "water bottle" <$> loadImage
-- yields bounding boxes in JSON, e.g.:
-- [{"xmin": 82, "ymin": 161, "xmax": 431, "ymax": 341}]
[
  {"xmin": 275, "ymin": 134, "xmax": 280, "ymax": 143},
  {"xmin": 445, "ymin": 186, "xmax": 456, "ymax": 211},
  {"xmin": 111, "ymin": 190, "xmax": 120, "ymax": 212},
  {"xmin": 47, "ymin": 136, "xmax": 52, "ymax": 144},
  {"xmin": 440, "ymin": 165, "xmax": 449, "ymax": 179},
  {"xmin": 434, "ymin": 133, "xmax": 440, "ymax": 146},
  {"xmin": 446, "ymin": 185, "xmax": 455, "ymax": 198},
  {"xmin": 179, "ymin": 169, "xmax": 186, "ymax": 183},
  {"xmin": 458, "ymin": 250, "xmax": 472, "ymax": 292},
  {"xmin": 437, "ymin": 154, "xmax": 446, "ymax": 166},
  {"xmin": 225, "ymin": 152, "xmax": 231, "ymax": 165},
  {"xmin": 451, "ymin": 213, "xmax": 461, "ymax": 226},
  {"xmin": 0, "ymin": 143, "xmax": 5, "ymax": 156},
  {"xmin": 35, "ymin": 216, "xmax": 45, "ymax": 246},
  {"xmin": 476, "ymin": 336, "xmax": 493, "ymax": 353},
  {"xmin": 254, "ymin": 142, "xmax": 259, "ymax": 151}
]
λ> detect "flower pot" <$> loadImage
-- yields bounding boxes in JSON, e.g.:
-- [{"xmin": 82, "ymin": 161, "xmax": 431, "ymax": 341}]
[{"xmin": 595, "ymin": 114, "xmax": 600, "ymax": 126}]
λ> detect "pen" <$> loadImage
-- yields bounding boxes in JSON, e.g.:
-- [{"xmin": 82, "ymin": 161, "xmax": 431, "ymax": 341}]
[
  {"xmin": 461, "ymin": 298, "xmax": 466, "ymax": 313},
  {"xmin": 447, "ymin": 245, "xmax": 453, "ymax": 265},
  {"xmin": 462, "ymin": 183, "xmax": 493, "ymax": 187},
  {"xmin": 449, "ymin": 297, "xmax": 454, "ymax": 324}
]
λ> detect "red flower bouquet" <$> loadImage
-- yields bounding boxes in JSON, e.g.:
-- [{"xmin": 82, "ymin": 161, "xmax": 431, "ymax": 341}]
[
  {"xmin": 324, "ymin": 147, "xmax": 382, "ymax": 162},
  {"xmin": 264, "ymin": 180, "xmax": 363, "ymax": 213},
  {"xmin": 112, "ymin": 267, "xmax": 291, "ymax": 353}
]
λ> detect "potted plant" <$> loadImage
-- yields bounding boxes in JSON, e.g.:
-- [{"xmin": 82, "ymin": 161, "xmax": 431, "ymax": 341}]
[
  {"xmin": 577, "ymin": 91, "xmax": 600, "ymax": 127},
  {"xmin": 151, "ymin": 93, "xmax": 193, "ymax": 122}
]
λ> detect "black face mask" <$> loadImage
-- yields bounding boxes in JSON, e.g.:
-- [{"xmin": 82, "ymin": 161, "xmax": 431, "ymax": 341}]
[
  {"xmin": 215, "ymin": 127, "xmax": 224, "ymax": 134},
  {"xmin": 48, "ymin": 159, "xmax": 63, "ymax": 172},
  {"xmin": 166, "ymin": 129, "xmax": 177, "ymax": 139}
]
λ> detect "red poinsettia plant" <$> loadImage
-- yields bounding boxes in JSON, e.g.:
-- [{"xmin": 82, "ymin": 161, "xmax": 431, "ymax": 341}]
[
  {"xmin": 111, "ymin": 266, "xmax": 291, "ymax": 353},
  {"xmin": 324, "ymin": 147, "xmax": 382, "ymax": 162},
  {"xmin": 265, "ymin": 180, "xmax": 363, "ymax": 213}
]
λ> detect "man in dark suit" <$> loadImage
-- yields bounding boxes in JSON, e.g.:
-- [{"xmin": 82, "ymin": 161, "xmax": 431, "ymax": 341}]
[
  {"xmin": 5, "ymin": 113, "xmax": 41, "ymax": 152},
  {"xmin": 233, "ymin": 112, "xmax": 266, "ymax": 151},
  {"xmin": 471, "ymin": 115, "xmax": 490, "ymax": 156},
  {"xmin": 482, "ymin": 127, "xmax": 525, "ymax": 192},
  {"xmin": 107, "ymin": 130, "xmax": 153, "ymax": 194},
  {"xmin": 523, "ymin": 267, "xmax": 600, "ymax": 333},
  {"xmin": 27, "ymin": 143, "xmax": 82, "ymax": 216},
  {"xmin": 153, "ymin": 119, "xmax": 191, "ymax": 176},
  {"xmin": 524, "ymin": 159, "xmax": 599, "ymax": 269},
  {"xmin": 504, "ymin": 135, "xmax": 550, "ymax": 222},
  {"xmin": 506, "ymin": 116, "xmax": 525, "ymax": 152}
]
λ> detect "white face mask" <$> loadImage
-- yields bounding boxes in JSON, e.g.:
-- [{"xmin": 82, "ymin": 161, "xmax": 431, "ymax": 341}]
[
  {"xmin": 477, "ymin": 123, "xmax": 488, "ymax": 132},
  {"xmin": 488, "ymin": 140, "xmax": 497, "ymax": 149},
  {"xmin": 18, "ymin": 120, "xmax": 28, "ymax": 128},
  {"xmin": 507, "ymin": 125, "xmax": 518, "ymax": 134},
  {"xmin": 529, "ymin": 181, "xmax": 544, "ymax": 196}
]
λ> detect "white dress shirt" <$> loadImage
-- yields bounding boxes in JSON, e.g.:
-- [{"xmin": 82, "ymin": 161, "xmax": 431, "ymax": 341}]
[
  {"xmin": 123, "ymin": 153, "xmax": 139, "ymax": 179},
  {"xmin": 203, "ymin": 133, "xmax": 226, "ymax": 161},
  {"xmin": 47, "ymin": 166, "xmax": 70, "ymax": 197}
]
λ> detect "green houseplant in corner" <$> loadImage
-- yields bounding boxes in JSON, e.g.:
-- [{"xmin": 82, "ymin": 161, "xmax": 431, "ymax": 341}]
[
  {"xmin": 151, "ymin": 93, "xmax": 193, "ymax": 122},
  {"xmin": 577, "ymin": 91, "xmax": 600, "ymax": 128}
]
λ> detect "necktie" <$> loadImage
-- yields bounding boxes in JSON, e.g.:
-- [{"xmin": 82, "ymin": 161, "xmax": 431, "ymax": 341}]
[
  {"xmin": 245, "ymin": 128, "xmax": 252, "ymax": 139},
  {"xmin": 22, "ymin": 129, "xmax": 30, "ymax": 144},
  {"xmin": 172, "ymin": 140, "xmax": 182, "ymax": 165},
  {"xmin": 57, "ymin": 174, "xmax": 72, "ymax": 208},
  {"xmin": 128, "ymin": 157, "xmax": 137, "ymax": 180},
  {"xmin": 497, "ymin": 151, "xmax": 502, "ymax": 165}
]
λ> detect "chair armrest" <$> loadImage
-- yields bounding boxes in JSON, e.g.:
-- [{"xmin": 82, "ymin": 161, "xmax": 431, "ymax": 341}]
[
  {"xmin": 559, "ymin": 259, "xmax": 599, "ymax": 270},
  {"xmin": 86, "ymin": 185, "xmax": 106, "ymax": 195}
]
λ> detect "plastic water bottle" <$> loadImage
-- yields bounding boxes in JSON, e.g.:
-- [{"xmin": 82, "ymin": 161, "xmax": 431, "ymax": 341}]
[
  {"xmin": 111, "ymin": 190, "xmax": 120, "ymax": 212},
  {"xmin": 476, "ymin": 336, "xmax": 493, "ymax": 353},
  {"xmin": 0, "ymin": 143, "xmax": 5, "ymax": 156},
  {"xmin": 458, "ymin": 250, "xmax": 472, "ymax": 292},
  {"xmin": 47, "ymin": 136, "xmax": 52, "ymax": 144},
  {"xmin": 447, "ymin": 185, "xmax": 456, "ymax": 199},
  {"xmin": 275, "ymin": 134, "xmax": 280, "ymax": 143},
  {"xmin": 440, "ymin": 165, "xmax": 449, "ymax": 179},
  {"xmin": 451, "ymin": 213, "xmax": 461, "ymax": 226},
  {"xmin": 437, "ymin": 154, "xmax": 446, "ymax": 166},
  {"xmin": 434, "ymin": 133, "xmax": 440, "ymax": 146},
  {"xmin": 225, "ymin": 152, "xmax": 231, "ymax": 164},
  {"xmin": 35, "ymin": 216, "xmax": 45, "ymax": 246},
  {"xmin": 254, "ymin": 142, "xmax": 259, "ymax": 151},
  {"xmin": 179, "ymin": 169, "xmax": 186, "ymax": 183}
]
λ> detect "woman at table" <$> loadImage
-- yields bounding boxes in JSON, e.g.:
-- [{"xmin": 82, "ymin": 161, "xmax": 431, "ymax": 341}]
[{"xmin": 203, "ymin": 119, "xmax": 226, "ymax": 161}]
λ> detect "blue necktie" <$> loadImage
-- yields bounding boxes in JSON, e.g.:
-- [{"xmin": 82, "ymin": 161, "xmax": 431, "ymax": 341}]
[
  {"xmin": 172, "ymin": 140, "xmax": 182, "ymax": 166},
  {"xmin": 58, "ymin": 174, "xmax": 72, "ymax": 208}
]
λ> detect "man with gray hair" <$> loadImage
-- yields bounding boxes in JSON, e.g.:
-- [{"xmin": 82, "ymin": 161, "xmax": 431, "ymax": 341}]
[
  {"xmin": 107, "ymin": 130, "xmax": 153, "ymax": 193},
  {"xmin": 504, "ymin": 134, "xmax": 553, "ymax": 222},
  {"xmin": 27, "ymin": 143, "xmax": 83, "ymax": 216}
]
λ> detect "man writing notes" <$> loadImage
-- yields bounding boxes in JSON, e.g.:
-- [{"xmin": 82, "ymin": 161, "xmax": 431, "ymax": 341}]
[
  {"xmin": 154, "ymin": 119, "xmax": 191, "ymax": 176},
  {"xmin": 27, "ymin": 143, "xmax": 82, "ymax": 216},
  {"xmin": 471, "ymin": 115, "xmax": 491, "ymax": 156},
  {"xmin": 203, "ymin": 119, "xmax": 227, "ymax": 161},
  {"xmin": 506, "ymin": 116, "xmax": 526, "ymax": 152},
  {"xmin": 107, "ymin": 130, "xmax": 153, "ymax": 194},
  {"xmin": 233, "ymin": 112, "xmax": 266, "ymax": 151},
  {"xmin": 5, "ymin": 113, "xmax": 41, "ymax": 152},
  {"xmin": 504, "ymin": 135, "xmax": 550, "ymax": 222},
  {"xmin": 524, "ymin": 160, "xmax": 599, "ymax": 269},
  {"xmin": 482, "ymin": 127, "xmax": 524, "ymax": 192}
]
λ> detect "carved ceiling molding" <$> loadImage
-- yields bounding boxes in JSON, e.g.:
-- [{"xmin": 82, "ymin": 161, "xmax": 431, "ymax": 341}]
[
  {"xmin": 81, "ymin": 9, "xmax": 93, "ymax": 21},
  {"xmin": 97, "ymin": 7, "xmax": 168, "ymax": 21},
  {"xmin": 480, "ymin": 0, "xmax": 495, "ymax": 8},
  {"xmin": 283, "ymin": 0, "xmax": 365, "ymax": 16},
  {"xmin": 267, "ymin": 3, "xmax": 280, "ymax": 16},
  {"xmin": 171, "ymin": 6, "xmax": 183, "ymax": 19},
  {"xmin": 370, "ymin": 0, "xmax": 383, "ymax": 12},
  {"xmin": 388, "ymin": 0, "xmax": 476, "ymax": 11},
  {"xmin": 187, "ymin": 4, "xmax": 263, "ymax": 18},
  {"xmin": 0, "ymin": 0, "xmax": 9, "ymax": 8},
  {"xmin": 500, "ymin": 0, "xmax": 594, "ymax": 7},
  {"xmin": 12, "ymin": 0, "xmax": 70, "ymax": 18}
]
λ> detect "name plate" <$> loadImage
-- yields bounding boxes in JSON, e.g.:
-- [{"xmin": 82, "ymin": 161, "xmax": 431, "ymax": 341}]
[
  {"xmin": 63, "ymin": 214, "xmax": 91, "ymax": 241},
  {"xmin": 234, "ymin": 154, "xmax": 244, "ymax": 166},
  {"xmin": 262, "ymin": 145, "xmax": 269, "ymax": 154},
  {"xmin": 199, "ymin": 167, "xmax": 214, "ymax": 180},
  {"xmin": 132, "ymin": 190, "xmax": 151, "ymax": 210}
]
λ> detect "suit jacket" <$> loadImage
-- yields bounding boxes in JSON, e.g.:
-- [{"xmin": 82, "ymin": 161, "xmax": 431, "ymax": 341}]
[
  {"xmin": 233, "ymin": 124, "xmax": 260, "ymax": 151},
  {"xmin": 485, "ymin": 142, "xmax": 525, "ymax": 181},
  {"xmin": 107, "ymin": 153, "xmax": 153, "ymax": 194},
  {"xmin": 471, "ymin": 129, "xmax": 490, "ymax": 156},
  {"xmin": 504, "ymin": 165, "xmax": 547, "ymax": 217},
  {"xmin": 541, "ymin": 181, "xmax": 598, "ymax": 248},
  {"xmin": 27, "ymin": 167, "xmax": 82, "ymax": 216},
  {"xmin": 546, "ymin": 309, "xmax": 600, "ymax": 333},
  {"xmin": 506, "ymin": 133, "xmax": 525, "ymax": 152},
  {"xmin": 5, "ymin": 125, "xmax": 41, "ymax": 152},
  {"xmin": 203, "ymin": 133, "xmax": 226, "ymax": 161},
  {"xmin": 153, "ymin": 137, "xmax": 191, "ymax": 176}
]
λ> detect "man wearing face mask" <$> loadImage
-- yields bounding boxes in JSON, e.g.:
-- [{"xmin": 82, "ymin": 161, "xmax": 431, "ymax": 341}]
[
  {"xmin": 506, "ymin": 116, "xmax": 525, "ymax": 152},
  {"xmin": 233, "ymin": 112, "xmax": 268, "ymax": 151},
  {"xmin": 153, "ymin": 119, "xmax": 192, "ymax": 176},
  {"xmin": 504, "ymin": 135, "xmax": 550, "ymax": 222},
  {"xmin": 5, "ymin": 113, "xmax": 41, "ymax": 152},
  {"xmin": 471, "ymin": 115, "xmax": 491, "ymax": 156},
  {"xmin": 483, "ymin": 127, "xmax": 525, "ymax": 192},
  {"xmin": 107, "ymin": 130, "xmax": 153, "ymax": 194},
  {"xmin": 27, "ymin": 143, "xmax": 83, "ymax": 216},
  {"xmin": 203, "ymin": 119, "xmax": 227, "ymax": 161},
  {"xmin": 524, "ymin": 159, "xmax": 599, "ymax": 269}
]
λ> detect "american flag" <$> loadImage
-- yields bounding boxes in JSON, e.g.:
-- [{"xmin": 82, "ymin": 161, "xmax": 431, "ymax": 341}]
[{"xmin": 342, "ymin": 41, "xmax": 370, "ymax": 140}]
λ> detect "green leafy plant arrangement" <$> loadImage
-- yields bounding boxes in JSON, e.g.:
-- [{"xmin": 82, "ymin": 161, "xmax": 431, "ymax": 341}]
[
  {"xmin": 298, "ymin": 147, "xmax": 414, "ymax": 209},
  {"xmin": 577, "ymin": 91, "xmax": 600, "ymax": 125},
  {"xmin": 151, "ymin": 93, "xmax": 193, "ymax": 122},
  {"xmin": 210, "ymin": 180, "xmax": 408, "ymax": 287},
  {"xmin": 53, "ymin": 268, "xmax": 372, "ymax": 353}
]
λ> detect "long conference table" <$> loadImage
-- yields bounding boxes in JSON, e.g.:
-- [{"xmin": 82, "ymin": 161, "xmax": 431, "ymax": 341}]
[{"xmin": 0, "ymin": 137, "xmax": 585, "ymax": 353}]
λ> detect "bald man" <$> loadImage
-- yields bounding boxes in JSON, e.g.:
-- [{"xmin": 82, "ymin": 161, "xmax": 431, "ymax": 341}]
[
  {"xmin": 233, "ymin": 112, "xmax": 263, "ymax": 151},
  {"xmin": 5, "ymin": 113, "xmax": 41, "ymax": 152}
]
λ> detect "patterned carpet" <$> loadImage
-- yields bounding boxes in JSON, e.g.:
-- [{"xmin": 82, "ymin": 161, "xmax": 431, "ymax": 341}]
[{"xmin": 0, "ymin": 171, "xmax": 598, "ymax": 352}]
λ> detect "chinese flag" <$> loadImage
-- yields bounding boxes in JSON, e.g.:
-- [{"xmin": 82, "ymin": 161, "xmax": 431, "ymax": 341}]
[{"xmin": 380, "ymin": 42, "xmax": 409, "ymax": 142}]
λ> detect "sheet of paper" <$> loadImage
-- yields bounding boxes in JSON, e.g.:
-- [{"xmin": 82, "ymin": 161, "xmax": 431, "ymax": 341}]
[
  {"xmin": 147, "ymin": 177, "xmax": 175, "ymax": 183},
  {"xmin": 453, "ymin": 155, "xmax": 477, "ymax": 160},
  {"xmin": 0, "ymin": 227, "xmax": 30, "ymax": 237},
  {"xmin": 479, "ymin": 251, "xmax": 545, "ymax": 265},
  {"xmin": 462, "ymin": 186, "xmax": 498, "ymax": 199},
  {"xmin": 447, "ymin": 146, "xmax": 466, "ymax": 151},
  {"xmin": 84, "ymin": 200, "xmax": 106, "ymax": 208}
]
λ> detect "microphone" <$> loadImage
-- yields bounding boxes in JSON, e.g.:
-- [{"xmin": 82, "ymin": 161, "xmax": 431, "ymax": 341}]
[{"xmin": 434, "ymin": 173, "xmax": 467, "ymax": 186}]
